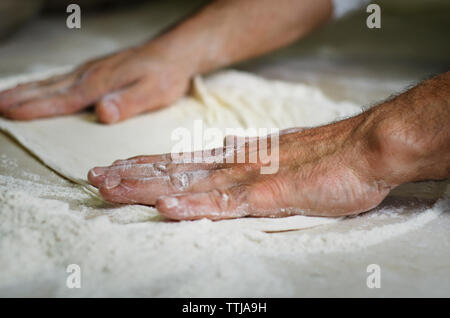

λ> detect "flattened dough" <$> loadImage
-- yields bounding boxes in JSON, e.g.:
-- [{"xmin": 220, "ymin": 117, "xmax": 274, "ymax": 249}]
[{"xmin": 0, "ymin": 68, "xmax": 363, "ymax": 231}]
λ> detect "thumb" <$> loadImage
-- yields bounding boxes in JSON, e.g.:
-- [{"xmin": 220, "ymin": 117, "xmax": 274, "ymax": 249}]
[{"xmin": 96, "ymin": 82, "xmax": 165, "ymax": 124}]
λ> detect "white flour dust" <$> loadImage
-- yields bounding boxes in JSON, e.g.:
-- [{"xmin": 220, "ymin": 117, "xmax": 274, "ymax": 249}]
[{"xmin": 0, "ymin": 169, "xmax": 448, "ymax": 297}]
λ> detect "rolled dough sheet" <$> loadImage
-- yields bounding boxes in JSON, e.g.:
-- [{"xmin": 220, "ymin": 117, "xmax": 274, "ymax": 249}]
[{"xmin": 0, "ymin": 68, "xmax": 363, "ymax": 231}]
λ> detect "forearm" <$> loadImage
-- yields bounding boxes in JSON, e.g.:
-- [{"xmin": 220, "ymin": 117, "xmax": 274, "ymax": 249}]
[
  {"xmin": 363, "ymin": 71, "xmax": 450, "ymax": 186},
  {"xmin": 141, "ymin": 0, "xmax": 332, "ymax": 75}
]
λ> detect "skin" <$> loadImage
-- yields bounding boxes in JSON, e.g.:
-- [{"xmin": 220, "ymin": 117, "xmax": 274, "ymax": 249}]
[
  {"xmin": 0, "ymin": 0, "xmax": 448, "ymax": 220},
  {"xmin": 0, "ymin": 0, "xmax": 332, "ymax": 123},
  {"xmin": 88, "ymin": 72, "xmax": 450, "ymax": 220}
]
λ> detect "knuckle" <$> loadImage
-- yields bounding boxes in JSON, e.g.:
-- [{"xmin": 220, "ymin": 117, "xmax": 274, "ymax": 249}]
[
  {"xmin": 168, "ymin": 173, "xmax": 190, "ymax": 191},
  {"xmin": 210, "ymin": 189, "xmax": 232, "ymax": 211}
]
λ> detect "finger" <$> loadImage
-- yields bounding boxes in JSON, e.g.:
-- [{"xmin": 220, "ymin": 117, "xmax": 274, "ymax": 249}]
[
  {"xmin": 88, "ymin": 160, "xmax": 221, "ymax": 188},
  {"xmin": 87, "ymin": 166, "xmax": 110, "ymax": 187},
  {"xmin": 103, "ymin": 162, "xmax": 220, "ymax": 179},
  {"xmin": 0, "ymin": 64, "xmax": 123, "ymax": 120},
  {"xmin": 156, "ymin": 185, "xmax": 254, "ymax": 220},
  {"xmin": 96, "ymin": 81, "xmax": 165, "ymax": 124},
  {"xmin": 88, "ymin": 137, "xmax": 261, "ymax": 189},
  {"xmin": 0, "ymin": 68, "xmax": 109, "ymax": 120},
  {"xmin": 88, "ymin": 151, "xmax": 201, "ymax": 187},
  {"xmin": 88, "ymin": 150, "xmax": 248, "ymax": 188},
  {"xmin": 280, "ymin": 127, "xmax": 308, "ymax": 135},
  {"xmin": 1, "ymin": 88, "xmax": 88, "ymax": 120},
  {"xmin": 0, "ymin": 73, "xmax": 74, "ymax": 110},
  {"xmin": 98, "ymin": 164, "xmax": 258, "ymax": 205},
  {"xmin": 88, "ymin": 162, "xmax": 210, "ymax": 188},
  {"xmin": 111, "ymin": 153, "xmax": 173, "ymax": 166},
  {"xmin": 98, "ymin": 172, "xmax": 212, "ymax": 205},
  {"xmin": 156, "ymin": 175, "xmax": 306, "ymax": 221},
  {"xmin": 99, "ymin": 175, "xmax": 171, "ymax": 205},
  {"xmin": 109, "ymin": 144, "xmax": 241, "ymax": 167}
]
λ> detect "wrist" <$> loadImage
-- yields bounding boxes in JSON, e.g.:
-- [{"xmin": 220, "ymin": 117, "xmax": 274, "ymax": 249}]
[
  {"xmin": 361, "ymin": 102, "xmax": 438, "ymax": 186},
  {"xmin": 137, "ymin": 40, "xmax": 201, "ymax": 78}
]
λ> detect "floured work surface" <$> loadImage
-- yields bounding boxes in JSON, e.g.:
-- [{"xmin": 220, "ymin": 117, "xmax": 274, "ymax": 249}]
[{"xmin": 0, "ymin": 69, "xmax": 449, "ymax": 297}]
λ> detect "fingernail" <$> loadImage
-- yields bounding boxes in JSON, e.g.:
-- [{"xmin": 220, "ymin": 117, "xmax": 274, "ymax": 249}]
[
  {"xmin": 160, "ymin": 196, "xmax": 179, "ymax": 209},
  {"xmin": 104, "ymin": 174, "xmax": 121, "ymax": 189},
  {"xmin": 104, "ymin": 103, "xmax": 119, "ymax": 123},
  {"xmin": 89, "ymin": 167, "xmax": 106, "ymax": 177},
  {"xmin": 101, "ymin": 94, "xmax": 121, "ymax": 123}
]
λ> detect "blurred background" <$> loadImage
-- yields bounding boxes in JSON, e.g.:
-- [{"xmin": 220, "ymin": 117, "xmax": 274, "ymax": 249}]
[{"xmin": 0, "ymin": 0, "xmax": 449, "ymax": 105}]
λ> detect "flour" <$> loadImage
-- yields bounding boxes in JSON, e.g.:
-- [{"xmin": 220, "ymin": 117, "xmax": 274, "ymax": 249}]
[
  {"xmin": 0, "ymin": 154, "xmax": 18, "ymax": 169},
  {"xmin": 0, "ymin": 173, "xmax": 448, "ymax": 296},
  {"xmin": 0, "ymin": 69, "xmax": 449, "ymax": 297}
]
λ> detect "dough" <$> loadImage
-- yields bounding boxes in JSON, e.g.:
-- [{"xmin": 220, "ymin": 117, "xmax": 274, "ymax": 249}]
[{"xmin": 0, "ymin": 68, "xmax": 363, "ymax": 231}]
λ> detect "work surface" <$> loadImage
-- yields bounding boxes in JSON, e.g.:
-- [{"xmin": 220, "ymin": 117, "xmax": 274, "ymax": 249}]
[{"xmin": 0, "ymin": 1, "xmax": 449, "ymax": 297}]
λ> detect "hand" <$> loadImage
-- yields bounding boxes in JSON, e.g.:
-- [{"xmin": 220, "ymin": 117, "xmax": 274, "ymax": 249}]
[
  {"xmin": 0, "ymin": 0, "xmax": 333, "ymax": 124},
  {"xmin": 0, "ymin": 46, "xmax": 193, "ymax": 123},
  {"xmin": 87, "ymin": 116, "xmax": 391, "ymax": 220},
  {"xmin": 87, "ymin": 71, "xmax": 450, "ymax": 221}
]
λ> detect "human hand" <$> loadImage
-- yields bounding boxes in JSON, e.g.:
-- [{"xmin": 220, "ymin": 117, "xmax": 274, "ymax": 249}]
[
  {"xmin": 0, "ymin": 46, "xmax": 193, "ymax": 123},
  {"xmin": 87, "ymin": 118, "xmax": 391, "ymax": 220}
]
